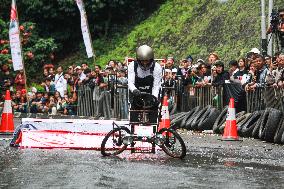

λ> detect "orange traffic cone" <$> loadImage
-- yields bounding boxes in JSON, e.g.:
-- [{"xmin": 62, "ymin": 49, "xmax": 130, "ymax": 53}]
[
  {"xmin": 0, "ymin": 90, "xmax": 15, "ymax": 134},
  {"xmin": 222, "ymin": 98, "xmax": 240, "ymax": 141},
  {"xmin": 158, "ymin": 96, "xmax": 170, "ymax": 131}
]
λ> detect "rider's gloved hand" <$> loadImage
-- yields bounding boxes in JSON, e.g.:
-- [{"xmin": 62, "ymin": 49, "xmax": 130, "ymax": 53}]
[{"xmin": 132, "ymin": 89, "xmax": 141, "ymax": 96}]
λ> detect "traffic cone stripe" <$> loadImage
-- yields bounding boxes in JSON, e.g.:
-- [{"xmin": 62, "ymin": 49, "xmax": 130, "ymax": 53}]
[
  {"xmin": 3, "ymin": 100, "xmax": 12, "ymax": 113},
  {"xmin": 226, "ymin": 108, "xmax": 236, "ymax": 120},
  {"xmin": 161, "ymin": 106, "xmax": 170, "ymax": 119},
  {"xmin": 159, "ymin": 96, "xmax": 171, "ymax": 132}
]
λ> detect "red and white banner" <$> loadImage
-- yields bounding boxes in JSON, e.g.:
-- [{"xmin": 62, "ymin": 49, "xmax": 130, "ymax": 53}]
[
  {"xmin": 75, "ymin": 0, "xmax": 94, "ymax": 58},
  {"xmin": 9, "ymin": 0, "xmax": 23, "ymax": 71}
]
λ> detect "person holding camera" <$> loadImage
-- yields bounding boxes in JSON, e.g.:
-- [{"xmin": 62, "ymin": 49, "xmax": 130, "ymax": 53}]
[{"xmin": 267, "ymin": 8, "xmax": 284, "ymax": 52}]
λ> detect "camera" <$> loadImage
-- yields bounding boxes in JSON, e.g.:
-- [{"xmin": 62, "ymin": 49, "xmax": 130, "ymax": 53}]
[{"xmin": 270, "ymin": 9, "xmax": 280, "ymax": 33}]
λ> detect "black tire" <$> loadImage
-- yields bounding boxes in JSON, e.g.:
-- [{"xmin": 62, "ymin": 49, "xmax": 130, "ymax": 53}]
[
  {"xmin": 274, "ymin": 118, "xmax": 284, "ymax": 144},
  {"xmin": 191, "ymin": 105, "xmax": 212, "ymax": 130},
  {"xmin": 101, "ymin": 126, "xmax": 130, "ymax": 156},
  {"xmin": 252, "ymin": 111, "xmax": 265, "ymax": 139},
  {"xmin": 258, "ymin": 108, "xmax": 282, "ymax": 142},
  {"xmin": 170, "ymin": 112, "xmax": 185, "ymax": 120},
  {"xmin": 185, "ymin": 106, "xmax": 204, "ymax": 130},
  {"xmin": 219, "ymin": 112, "xmax": 250, "ymax": 134},
  {"xmin": 197, "ymin": 107, "xmax": 220, "ymax": 130},
  {"xmin": 170, "ymin": 112, "xmax": 187, "ymax": 130},
  {"xmin": 157, "ymin": 128, "xmax": 186, "ymax": 159},
  {"xmin": 180, "ymin": 106, "xmax": 201, "ymax": 129},
  {"xmin": 213, "ymin": 106, "xmax": 228, "ymax": 134},
  {"xmin": 241, "ymin": 111, "xmax": 263, "ymax": 137}
]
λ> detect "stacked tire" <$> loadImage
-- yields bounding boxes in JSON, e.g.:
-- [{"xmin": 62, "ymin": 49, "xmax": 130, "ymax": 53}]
[{"xmin": 170, "ymin": 106, "xmax": 220, "ymax": 131}]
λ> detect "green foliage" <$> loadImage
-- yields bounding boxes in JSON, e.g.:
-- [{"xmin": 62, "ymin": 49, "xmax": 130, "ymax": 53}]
[
  {"xmin": 60, "ymin": 0, "xmax": 284, "ymax": 68},
  {"xmin": 0, "ymin": 18, "xmax": 57, "ymax": 82}
]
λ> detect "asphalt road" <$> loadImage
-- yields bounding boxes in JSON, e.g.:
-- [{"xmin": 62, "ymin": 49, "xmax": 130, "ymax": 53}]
[{"xmin": 0, "ymin": 119, "xmax": 284, "ymax": 188}]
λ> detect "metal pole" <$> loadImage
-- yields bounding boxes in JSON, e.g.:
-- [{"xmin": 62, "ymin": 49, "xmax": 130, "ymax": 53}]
[
  {"xmin": 267, "ymin": 0, "xmax": 274, "ymax": 56},
  {"xmin": 261, "ymin": 0, "xmax": 267, "ymax": 56}
]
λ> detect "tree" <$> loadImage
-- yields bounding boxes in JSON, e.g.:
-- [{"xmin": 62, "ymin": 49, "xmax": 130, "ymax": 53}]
[{"xmin": 0, "ymin": 19, "xmax": 57, "ymax": 82}]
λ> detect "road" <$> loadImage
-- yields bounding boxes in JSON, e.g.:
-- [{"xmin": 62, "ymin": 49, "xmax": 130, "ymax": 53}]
[{"xmin": 0, "ymin": 120, "xmax": 284, "ymax": 188}]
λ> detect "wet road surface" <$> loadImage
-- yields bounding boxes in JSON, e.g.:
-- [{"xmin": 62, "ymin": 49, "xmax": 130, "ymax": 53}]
[{"xmin": 1, "ymin": 129, "xmax": 284, "ymax": 189}]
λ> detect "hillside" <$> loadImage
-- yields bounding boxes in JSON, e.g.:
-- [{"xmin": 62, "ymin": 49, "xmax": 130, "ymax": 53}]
[{"xmin": 59, "ymin": 0, "xmax": 284, "ymax": 67}]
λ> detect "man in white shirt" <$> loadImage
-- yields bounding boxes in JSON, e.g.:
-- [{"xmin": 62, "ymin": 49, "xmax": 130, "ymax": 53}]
[
  {"xmin": 54, "ymin": 66, "xmax": 67, "ymax": 97},
  {"xmin": 128, "ymin": 45, "xmax": 162, "ymax": 123}
]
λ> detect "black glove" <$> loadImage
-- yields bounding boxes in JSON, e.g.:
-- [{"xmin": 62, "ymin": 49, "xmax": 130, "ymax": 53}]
[{"xmin": 132, "ymin": 89, "xmax": 141, "ymax": 96}]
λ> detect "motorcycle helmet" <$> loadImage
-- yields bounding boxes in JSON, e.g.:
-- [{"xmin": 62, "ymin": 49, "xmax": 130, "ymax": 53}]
[{"xmin": 136, "ymin": 45, "xmax": 154, "ymax": 70}]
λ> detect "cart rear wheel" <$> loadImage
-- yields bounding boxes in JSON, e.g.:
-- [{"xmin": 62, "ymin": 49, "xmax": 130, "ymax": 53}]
[
  {"xmin": 157, "ymin": 128, "xmax": 186, "ymax": 159},
  {"xmin": 101, "ymin": 127, "xmax": 130, "ymax": 156}
]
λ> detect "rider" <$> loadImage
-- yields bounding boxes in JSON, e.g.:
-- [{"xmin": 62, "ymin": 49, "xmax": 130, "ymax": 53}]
[{"xmin": 128, "ymin": 45, "xmax": 163, "ymax": 123}]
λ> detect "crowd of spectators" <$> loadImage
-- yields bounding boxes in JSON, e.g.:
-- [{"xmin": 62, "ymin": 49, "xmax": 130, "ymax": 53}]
[{"xmin": 1, "ymin": 48, "xmax": 284, "ymax": 115}]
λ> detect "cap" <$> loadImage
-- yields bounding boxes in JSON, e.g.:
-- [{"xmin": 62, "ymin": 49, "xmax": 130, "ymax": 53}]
[
  {"xmin": 186, "ymin": 55, "xmax": 193, "ymax": 62},
  {"xmin": 249, "ymin": 48, "xmax": 260, "ymax": 54},
  {"xmin": 196, "ymin": 59, "xmax": 205, "ymax": 64},
  {"xmin": 165, "ymin": 69, "xmax": 172, "ymax": 73},
  {"xmin": 74, "ymin": 66, "xmax": 81, "ymax": 70}
]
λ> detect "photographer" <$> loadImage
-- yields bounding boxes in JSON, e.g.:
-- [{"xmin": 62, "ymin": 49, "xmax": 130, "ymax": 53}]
[{"xmin": 267, "ymin": 8, "xmax": 284, "ymax": 52}]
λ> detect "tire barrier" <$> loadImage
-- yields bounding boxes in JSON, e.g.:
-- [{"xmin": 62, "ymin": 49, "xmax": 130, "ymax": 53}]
[
  {"xmin": 274, "ymin": 118, "xmax": 284, "ymax": 144},
  {"xmin": 213, "ymin": 106, "xmax": 228, "ymax": 134},
  {"xmin": 258, "ymin": 108, "xmax": 282, "ymax": 142}
]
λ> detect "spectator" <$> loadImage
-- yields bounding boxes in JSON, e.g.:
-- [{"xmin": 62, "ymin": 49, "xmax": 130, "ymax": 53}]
[
  {"xmin": 196, "ymin": 63, "xmax": 211, "ymax": 87},
  {"xmin": 265, "ymin": 59, "xmax": 279, "ymax": 87},
  {"xmin": 75, "ymin": 66, "xmax": 86, "ymax": 85},
  {"xmin": 54, "ymin": 66, "xmax": 67, "ymax": 97},
  {"xmin": 14, "ymin": 70, "xmax": 26, "ymax": 92},
  {"xmin": 48, "ymin": 67, "xmax": 55, "ymax": 81},
  {"xmin": 108, "ymin": 60, "xmax": 117, "ymax": 71},
  {"xmin": 275, "ymin": 54, "xmax": 284, "ymax": 88},
  {"xmin": 117, "ymin": 69, "xmax": 128, "ymax": 86},
  {"xmin": 265, "ymin": 55, "xmax": 272, "ymax": 68},
  {"xmin": 208, "ymin": 52, "xmax": 219, "ymax": 66},
  {"xmin": 165, "ymin": 57, "xmax": 177, "ymax": 70},
  {"xmin": 42, "ymin": 77, "xmax": 56, "ymax": 95},
  {"xmin": 177, "ymin": 58, "xmax": 191, "ymax": 78},
  {"xmin": 245, "ymin": 62, "xmax": 258, "ymax": 91},
  {"xmin": 255, "ymin": 54, "xmax": 268, "ymax": 87},
  {"xmin": 30, "ymin": 91, "xmax": 46, "ymax": 113},
  {"xmin": 63, "ymin": 95, "xmax": 77, "ymax": 115},
  {"xmin": 81, "ymin": 63, "xmax": 89, "ymax": 71},
  {"xmin": 82, "ymin": 68, "xmax": 92, "ymax": 85},
  {"xmin": 231, "ymin": 58, "xmax": 249, "ymax": 85},
  {"xmin": 212, "ymin": 60, "xmax": 230, "ymax": 86},
  {"xmin": 43, "ymin": 68, "xmax": 49, "ymax": 78},
  {"xmin": 228, "ymin": 60, "xmax": 239, "ymax": 76}
]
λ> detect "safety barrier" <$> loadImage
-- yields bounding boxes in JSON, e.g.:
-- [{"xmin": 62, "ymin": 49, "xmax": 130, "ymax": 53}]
[
  {"xmin": 246, "ymin": 86, "xmax": 284, "ymax": 113},
  {"xmin": 4, "ymin": 83, "xmax": 284, "ymax": 119},
  {"xmin": 178, "ymin": 85, "xmax": 224, "ymax": 112}
]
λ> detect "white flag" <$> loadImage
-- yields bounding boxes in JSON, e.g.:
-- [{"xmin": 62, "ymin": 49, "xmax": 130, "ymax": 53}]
[
  {"xmin": 76, "ymin": 0, "xmax": 94, "ymax": 58},
  {"xmin": 9, "ymin": 0, "xmax": 23, "ymax": 71}
]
